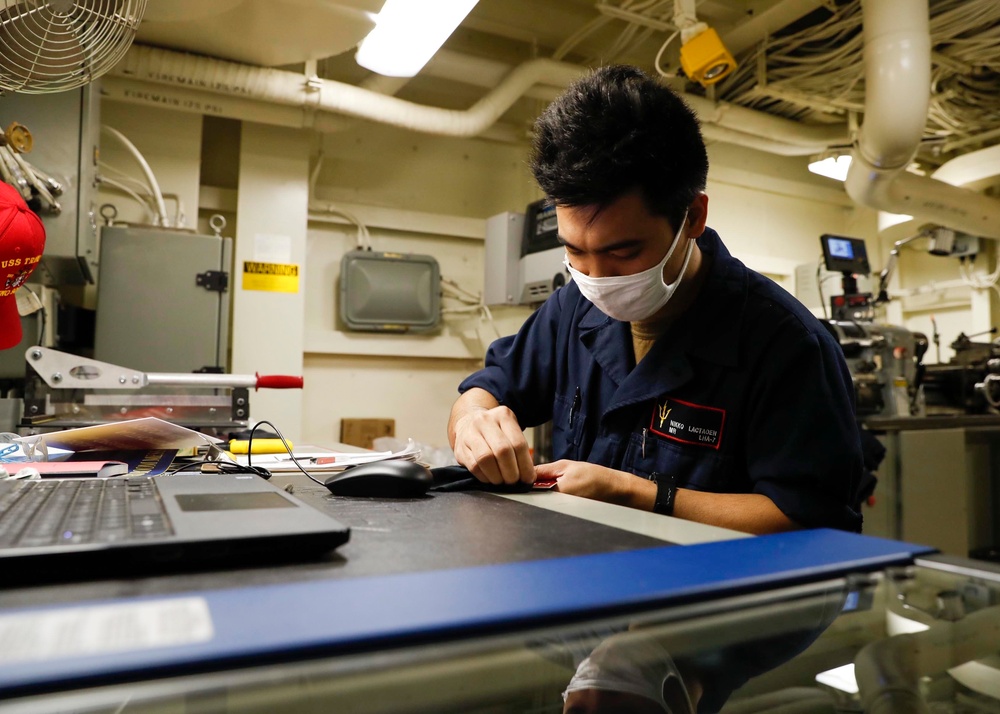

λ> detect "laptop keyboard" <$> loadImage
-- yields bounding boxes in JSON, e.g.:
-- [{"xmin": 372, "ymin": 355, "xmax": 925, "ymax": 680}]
[{"xmin": 0, "ymin": 478, "xmax": 175, "ymax": 548}]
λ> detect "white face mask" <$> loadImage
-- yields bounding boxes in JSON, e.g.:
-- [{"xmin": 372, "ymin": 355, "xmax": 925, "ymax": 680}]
[{"xmin": 563, "ymin": 211, "xmax": 693, "ymax": 322}]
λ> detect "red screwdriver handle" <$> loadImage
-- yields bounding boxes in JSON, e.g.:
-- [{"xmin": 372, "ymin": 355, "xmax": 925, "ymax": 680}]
[{"xmin": 255, "ymin": 374, "xmax": 304, "ymax": 390}]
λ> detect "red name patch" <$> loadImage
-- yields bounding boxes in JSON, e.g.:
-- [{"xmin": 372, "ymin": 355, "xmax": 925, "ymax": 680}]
[{"xmin": 649, "ymin": 397, "xmax": 726, "ymax": 450}]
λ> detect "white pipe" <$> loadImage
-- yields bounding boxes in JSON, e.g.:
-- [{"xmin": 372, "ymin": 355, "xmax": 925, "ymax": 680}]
[
  {"xmin": 701, "ymin": 124, "xmax": 821, "ymax": 156},
  {"xmin": 426, "ymin": 49, "xmax": 564, "ymax": 103},
  {"xmin": 113, "ymin": 45, "xmax": 584, "ymax": 138},
  {"xmin": 97, "ymin": 175, "xmax": 156, "ymax": 222},
  {"xmin": 100, "ymin": 125, "xmax": 169, "ymax": 226},
  {"xmin": 427, "ymin": 55, "xmax": 846, "ymax": 149},
  {"xmin": 101, "ymin": 76, "xmax": 524, "ymax": 144},
  {"xmin": 845, "ymin": 0, "xmax": 1000, "ymax": 240},
  {"xmin": 102, "ymin": 76, "xmax": 350, "ymax": 132},
  {"xmin": 856, "ymin": 169, "xmax": 1000, "ymax": 240},
  {"xmin": 682, "ymin": 93, "xmax": 848, "ymax": 149},
  {"xmin": 111, "ymin": 44, "xmax": 846, "ymax": 153},
  {"xmin": 855, "ymin": 0, "xmax": 930, "ymax": 170}
]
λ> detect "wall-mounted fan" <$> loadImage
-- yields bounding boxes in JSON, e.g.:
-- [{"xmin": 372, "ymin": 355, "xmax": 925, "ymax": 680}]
[{"xmin": 0, "ymin": 0, "xmax": 147, "ymax": 94}]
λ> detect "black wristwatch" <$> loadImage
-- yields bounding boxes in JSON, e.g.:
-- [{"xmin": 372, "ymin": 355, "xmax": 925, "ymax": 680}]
[{"xmin": 651, "ymin": 472, "xmax": 677, "ymax": 516}]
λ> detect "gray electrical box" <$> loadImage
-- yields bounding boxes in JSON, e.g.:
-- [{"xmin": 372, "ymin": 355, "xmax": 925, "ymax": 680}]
[
  {"xmin": 483, "ymin": 212, "xmax": 524, "ymax": 306},
  {"xmin": 484, "ymin": 206, "xmax": 569, "ymax": 307},
  {"xmin": 0, "ymin": 84, "xmax": 100, "ymax": 285},
  {"xmin": 94, "ymin": 226, "xmax": 232, "ymax": 373},
  {"xmin": 339, "ymin": 250, "xmax": 440, "ymax": 332}
]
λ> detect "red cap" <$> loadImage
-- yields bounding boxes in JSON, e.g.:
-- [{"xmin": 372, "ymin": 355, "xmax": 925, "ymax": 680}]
[{"xmin": 0, "ymin": 182, "xmax": 46, "ymax": 350}]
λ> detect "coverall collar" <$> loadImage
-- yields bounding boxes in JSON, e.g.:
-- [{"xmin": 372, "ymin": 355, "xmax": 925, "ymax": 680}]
[
  {"xmin": 669, "ymin": 228, "xmax": 748, "ymax": 368},
  {"xmin": 577, "ymin": 228, "xmax": 748, "ymax": 416}
]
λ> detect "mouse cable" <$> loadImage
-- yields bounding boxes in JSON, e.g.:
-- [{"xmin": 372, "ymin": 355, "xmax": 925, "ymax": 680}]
[
  {"xmin": 166, "ymin": 458, "xmax": 272, "ymax": 480},
  {"xmin": 247, "ymin": 420, "xmax": 327, "ymax": 487}
]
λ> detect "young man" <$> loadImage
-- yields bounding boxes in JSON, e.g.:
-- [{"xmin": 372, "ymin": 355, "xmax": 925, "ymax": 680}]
[{"xmin": 448, "ymin": 65, "xmax": 863, "ymax": 534}]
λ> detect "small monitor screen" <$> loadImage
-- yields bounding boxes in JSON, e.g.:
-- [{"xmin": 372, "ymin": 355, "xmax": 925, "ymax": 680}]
[
  {"xmin": 828, "ymin": 238, "xmax": 854, "ymax": 260},
  {"xmin": 821, "ymin": 234, "xmax": 870, "ymax": 275}
]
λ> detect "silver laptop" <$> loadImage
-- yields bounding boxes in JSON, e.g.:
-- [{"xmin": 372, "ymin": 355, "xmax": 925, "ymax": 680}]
[{"xmin": 0, "ymin": 472, "xmax": 350, "ymax": 580}]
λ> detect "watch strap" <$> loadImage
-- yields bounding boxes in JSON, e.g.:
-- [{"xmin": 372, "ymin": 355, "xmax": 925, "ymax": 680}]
[{"xmin": 652, "ymin": 471, "xmax": 677, "ymax": 516}]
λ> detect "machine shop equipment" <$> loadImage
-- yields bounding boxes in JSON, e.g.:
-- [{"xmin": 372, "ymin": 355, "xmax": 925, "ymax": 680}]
[
  {"xmin": 18, "ymin": 347, "xmax": 302, "ymax": 437},
  {"xmin": 821, "ymin": 233, "xmax": 875, "ymax": 322},
  {"xmin": 921, "ymin": 330, "xmax": 1000, "ymax": 415},
  {"xmin": 817, "ymin": 234, "xmax": 928, "ymax": 419},
  {"xmin": 823, "ymin": 321, "xmax": 927, "ymax": 419}
]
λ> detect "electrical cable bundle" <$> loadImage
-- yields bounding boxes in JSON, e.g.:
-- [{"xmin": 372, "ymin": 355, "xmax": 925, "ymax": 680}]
[
  {"xmin": 440, "ymin": 277, "xmax": 502, "ymax": 342},
  {"xmin": 715, "ymin": 0, "xmax": 1000, "ymax": 163}
]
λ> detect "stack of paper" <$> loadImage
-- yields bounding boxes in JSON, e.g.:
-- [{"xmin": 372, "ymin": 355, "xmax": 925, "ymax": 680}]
[{"xmin": 14, "ymin": 418, "xmax": 221, "ymax": 475}]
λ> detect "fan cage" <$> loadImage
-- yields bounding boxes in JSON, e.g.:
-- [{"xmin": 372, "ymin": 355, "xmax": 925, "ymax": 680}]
[{"xmin": 0, "ymin": 0, "xmax": 147, "ymax": 94}]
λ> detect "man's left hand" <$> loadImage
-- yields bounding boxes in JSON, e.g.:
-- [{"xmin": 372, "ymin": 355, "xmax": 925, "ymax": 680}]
[{"xmin": 536, "ymin": 460, "xmax": 654, "ymax": 508}]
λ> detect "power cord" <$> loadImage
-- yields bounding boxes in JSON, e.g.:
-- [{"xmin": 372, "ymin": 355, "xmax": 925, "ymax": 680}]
[
  {"xmin": 168, "ymin": 457, "xmax": 273, "ymax": 479},
  {"xmin": 165, "ymin": 449, "xmax": 273, "ymax": 478},
  {"xmin": 166, "ymin": 421, "xmax": 334, "ymax": 487},
  {"xmin": 245, "ymin": 420, "xmax": 328, "ymax": 486}
]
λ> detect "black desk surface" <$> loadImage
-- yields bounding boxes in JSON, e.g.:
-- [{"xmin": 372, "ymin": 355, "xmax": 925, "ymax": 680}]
[
  {"xmin": 0, "ymin": 475, "xmax": 934, "ymax": 705},
  {"xmin": 0, "ymin": 473, "xmax": 667, "ymax": 608}
]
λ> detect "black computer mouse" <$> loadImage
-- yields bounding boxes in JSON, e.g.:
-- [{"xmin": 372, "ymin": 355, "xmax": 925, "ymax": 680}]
[{"xmin": 322, "ymin": 460, "xmax": 433, "ymax": 498}]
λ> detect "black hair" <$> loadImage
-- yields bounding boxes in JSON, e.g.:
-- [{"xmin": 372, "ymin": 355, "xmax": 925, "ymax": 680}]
[{"xmin": 530, "ymin": 65, "xmax": 708, "ymax": 230}]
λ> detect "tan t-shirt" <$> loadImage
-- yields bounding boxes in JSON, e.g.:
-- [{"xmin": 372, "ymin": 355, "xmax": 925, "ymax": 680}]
[{"xmin": 631, "ymin": 313, "xmax": 673, "ymax": 364}]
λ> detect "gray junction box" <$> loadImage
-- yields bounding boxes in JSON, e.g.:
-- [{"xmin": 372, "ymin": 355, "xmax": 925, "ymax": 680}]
[
  {"xmin": 94, "ymin": 226, "xmax": 232, "ymax": 373},
  {"xmin": 484, "ymin": 204, "xmax": 568, "ymax": 307}
]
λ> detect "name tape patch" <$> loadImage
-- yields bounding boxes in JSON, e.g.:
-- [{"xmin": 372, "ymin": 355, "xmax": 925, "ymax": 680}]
[{"xmin": 649, "ymin": 397, "xmax": 726, "ymax": 450}]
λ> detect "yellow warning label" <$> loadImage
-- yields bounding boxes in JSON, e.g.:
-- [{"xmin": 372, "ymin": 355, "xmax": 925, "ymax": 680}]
[{"xmin": 242, "ymin": 261, "xmax": 300, "ymax": 293}]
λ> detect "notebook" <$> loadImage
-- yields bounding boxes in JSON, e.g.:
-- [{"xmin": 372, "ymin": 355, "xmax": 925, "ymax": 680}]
[{"xmin": 0, "ymin": 472, "xmax": 350, "ymax": 581}]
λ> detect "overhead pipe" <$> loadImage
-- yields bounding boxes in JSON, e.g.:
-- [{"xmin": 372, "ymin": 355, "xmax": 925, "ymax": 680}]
[
  {"xmin": 113, "ymin": 45, "xmax": 584, "ymax": 138},
  {"xmin": 845, "ymin": 0, "xmax": 1000, "ymax": 239},
  {"xmin": 100, "ymin": 76, "xmax": 525, "ymax": 144},
  {"xmin": 681, "ymin": 93, "xmax": 847, "ymax": 150},
  {"xmin": 429, "ymin": 48, "xmax": 845, "ymax": 150},
  {"xmin": 111, "ymin": 44, "xmax": 847, "ymax": 154},
  {"xmin": 700, "ymin": 124, "xmax": 823, "ymax": 157},
  {"xmin": 426, "ymin": 49, "xmax": 565, "ymax": 103}
]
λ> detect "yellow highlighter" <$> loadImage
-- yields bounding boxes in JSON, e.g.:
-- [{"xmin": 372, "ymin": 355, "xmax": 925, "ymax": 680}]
[{"xmin": 228, "ymin": 439, "xmax": 291, "ymax": 455}]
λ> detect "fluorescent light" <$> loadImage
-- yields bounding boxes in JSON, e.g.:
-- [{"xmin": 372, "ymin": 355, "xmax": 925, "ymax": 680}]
[
  {"xmin": 808, "ymin": 154, "xmax": 853, "ymax": 181},
  {"xmin": 356, "ymin": 0, "xmax": 479, "ymax": 77}
]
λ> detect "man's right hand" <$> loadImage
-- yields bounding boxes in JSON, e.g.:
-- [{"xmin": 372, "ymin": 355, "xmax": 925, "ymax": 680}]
[{"xmin": 451, "ymin": 404, "xmax": 536, "ymax": 485}]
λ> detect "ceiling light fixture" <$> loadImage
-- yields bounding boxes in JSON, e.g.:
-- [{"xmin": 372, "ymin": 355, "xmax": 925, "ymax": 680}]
[
  {"xmin": 808, "ymin": 154, "xmax": 853, "ymax": 181},
  {"xmin": 356, "ymin": 0, "xmax": 479, "ymax": 78}
]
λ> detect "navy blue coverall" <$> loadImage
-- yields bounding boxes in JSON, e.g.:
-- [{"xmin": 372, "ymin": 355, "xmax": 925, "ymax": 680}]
[{"xmin": 460, "ymin": 228, "xmax": 863, "ymax": 532}]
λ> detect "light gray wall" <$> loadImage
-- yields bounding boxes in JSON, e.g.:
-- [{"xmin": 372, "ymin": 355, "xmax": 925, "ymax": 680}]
[{"xmin": 90, "ymin": 97, "xmax": 987, "ymax": 449}]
